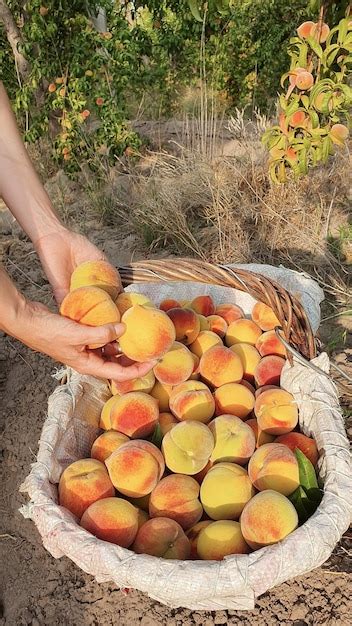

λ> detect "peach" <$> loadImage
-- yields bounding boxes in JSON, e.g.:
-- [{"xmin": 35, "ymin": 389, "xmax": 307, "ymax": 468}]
[
  {"xmin": 80, "ymin": 497, "xmax": 138, "ymax": 547},
  {"xmin": 150, "ymin": 381, "xmax": 173, "ymax": 412},
  {"xmin": 153, "ymin": 342, "xmax": 194, "ymax": 385},
  {"xmin": 59, "ymin": 459, "xmax": 115, "ymax": 519},
  {"xmin": 110, "ymin": 369, "xmax": 155, "ymax": 395},
  {"xmin": 149, "ymin": 475, "xmax": 203, "ymax": 530},
  {"xmin": 297, "ymin": 20, "xmax": 315, "ymax": 39},
  {"xmin": 275, "ymin": 432, "xmax": 319, "ymax": 466},
  {"xmin": 197, "ymin": 520, "xmax": 250, "ymax": 560},
  {"xmin": 119, "ymin": 305, "xmax": 176, "ymax": 362},
  {"xmin": 240, "ymin": 379, "xmax": 256, "ymax": 395},
  {"xmin": 100, "ymin": 395, "xmax": 119, "ymax": 430},
  {"xmin": 169, "ymin": 380, "xmax": 215, "ymax": 423},
  {"xmin": 115, "ymin": 291, "xmax": 153, "ymax": 315},
  {"xmin": 189, "ymin": 330, "xmax": 222, "ymax": 359},
  {"xmin": 60, "ymin": 286, "xmax": 120, "ymax": 348},
  {"xmin": 207, "ymin": 315, "xmax": 228, "ymax": 338},
  {"xmin": 198, "ymin": 315, "xmax": 210, "ymax": 331},
  {"xmin": 199, "ymin": 345, "xmax": 243, "ymax": 388},
  {"xmin": 214, "ymin": 383, "xmax": 255, "ymax": 420},
  {"xmin": 255, "ymin": 385, "xmax": 279, "ymax": 398},
  {"xmin": 132, "ymin": 517, "xmax": 191, "ymax": 559},
  {"xmin": 191, "ymin": 295, "xmax": 215, "ymax": 316},
  {"xmin": 159, "ymin": 298, "xmax": 181, "ymax": 311},
  {"xmin": 209, "ymin": 415, "xmax": 255, "ymax": 465},
  {"xmin": 109, "ymin": 392, "xmax": 158, "ymax": 438},
  {"xmin": 254, "ymin": 355, "xmax": 286, "ymax": 387},
  {"xmin": 240, "ymin": 490, "xmax": 298, "ymax": 549},
  {"xmin": 180, "ymin": 299, "xmax": 192, "ymax": 308},
  {"xmin": 230, "ymin": 343, "xmax": 261, "ymax": 382},
  {"xmin": 128, "ymin": 494, "xmax": 150, "ymax": 512},
  {"xmin": 296, "ymin": 71, "xmax": 314, "ymax": 90},
  {"xmin": 248, "ymin": 442, "xmax": 299, "ymax": 496},
  {"xmin": 189, "ymin": 352, "xmax": 200, "ymax": 380},
  {"xmin": 106, "ymin": 440, "xmax": 164, "ymax": 498},
  {"xmin": 200, "ymin": 463, "xmax": 254, "ymax": 520},
  {"xmin": 158, "ymin": 412, "xmax": 178, "ymax": 436},
  {"xmin": 193, "ymin": 460, "xmax": 213, "ymax": 485},
  {"xmin": 215, "ymin": 303, "xmax": 244, "ymax": 325},
  {"xmin": 162, "ymin": 420, "xmax": 214, "ymax": 475},
  {"xmin": 225, "ymin": 319, "xmax": 262, "ymax": 347},
  {"xmin": 251, "ymin": 302, "xmax": 280, "ymax": 331},
  {"xmin": 166, "ymin": 308, "xmax": 200, "ymax": 345},
  {"xmin": 91, "ymin": 431, "xmax": 129, "ymax": 463},
  {"xmin": 70, "ymin": 260, "xmax": 121, "ymax": 300},
  {"xmin": 137, "ymin": 508, "xmax": 149, "ymax": 530},
  {"xmin": 186, "ymin": 520, "xmax": 212, "ymax": 559},
  {"xmin": 330, "ymin": 123, "xmax": 349, "ymax": 146},
  {"xmin": 255, "ymin": 388, "xmax": 298, "ymax": 435},
  {"xmin": 310, "ymin": 22, "xmax": 330, "ymax": 43},
  {"xmin": 256, "ymin": 330, "xmax": 286, "ymax": 357},
  {"xmin": 246, "ymin": 418, "xmax": 275, "ymax": 448}
]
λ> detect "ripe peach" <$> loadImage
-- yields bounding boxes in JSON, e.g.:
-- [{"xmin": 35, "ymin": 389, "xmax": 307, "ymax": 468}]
[
  {"xmin": 180, "ymin": 299, "xmax": 192, "ymax": 308},
  {"xmin": 297, "ymin": 20, "xmax": 315, "ymax": 38},
  {"xmin": 91, "ymin": 431, "xmax": 129, "ymax": 463},
  {"xmin": 275, "ymin": 432, "xmax": 319, "ymax": 466},
  {"xmin": 230, "ymin": 343, "xmax": 261, "ymax": 382},
  {"xmin": 207, "ymin": 315, "xmax": 228, "ymax": 338},
  {"xmin": 256, "ymin": 330, "xmax": 287, "ymax": 357},
  {"xmin": 330, "ymin": 123, "xmax": 349, "ymax": 146},
  {"xmin": 80, "ymin": 497, "xmax": 138, "ymax": 547},
  {"xmin": 191, "ymin": 295, "xmax": 215, "ymax": 316},
  {"xmin": 214, "ymin": 383, "xmax": 255, "ymax": 420},
  {"xmin": 289, "ymin": 110, "xmax": 308, "ymax": 128},
  {"xmin": 225, "ymin": 319, "xmax": 262, "ymax": 347},
  {"xmin": 246, "ymin": 418, "xmax": 275, "ymax": 448},
  {"xmin": 197, "ymin": 521, "xmax": 250, "ymax": 560},
  {"xmin": 159, "ymin": 298, "xmax": 181, "ymax": 311},
  {"xmin": 200, "ymin": 463, "xmax": 254, "ymax": 520},
  {"xmin": 132, "ymin": 517, "xmax": 191, "ymax": 559},
  {"xmin": 255, "ymin": 385, "xmax": 278, "ymax": 398},
  {"xmin": 189, "ymin": 330, "xmax": 222, "ymax": 358},
  {"xmin": 115, "ymin": 292, "xmax": 153, "ymax": 315},
  {"xmin": 189, "ymin": 352, "xmax": 200, "ymax": 380},
  {"xmin": 255, "ymin": 388, "xmax": 298, "ymax": 435},
  {"xmin": 158, "ymin": 412, "xmax": 178, "ymax": 436},
  {"xmin": 248, "ymin": 442, "xmax": 299, "ymax": 496},
  {"xmin": 240, "ymin": 490, "xmax": 298, "ymax": 550},
  {"xmin": 110, "ymin": 369, "xmax": 155, "ymax": 395},
  {"xmin": 310, "ymin": 22, "xmax": 330, "ymax": 43},
  {"xmin": 119, "ymin": 305, "xmax": 176, "ymax": 362},
  {"xmin": 254, "ymin": 355, "xmax": 286, "ymax": 387},
  {"xmin": 70, "ymin": 260, "xmax": 121, "ymax": 300},
  {"xmin": 59, "ymin": 459, "xmax": 115, "ymax": 519},
  {"xmin": 153, "ymin": 342, "xmax": 194, "ymax": 385},
  {"xmin": 209, "ymin": 415, "xmax": 255, "ymax": 465},
  {"xmin": 166, "ymin": 308, "xmax": 200, "ymax": 345},
  {"xmin": 150, "ymin": 381, "xmax": 173, "ymax": 412},
  {"xmin": 109, "ymin": 392, "xmax": 158, "ymax": 438},
  {"xmin": 251, "ymin": 302, "xmax": 280, "ymax": 331},
  {"xmin": 162, "ymin": 420, "xmax": 214, "ymax": 475},
  {"xmin": 296, "ymin": 71, "xmax": 314, "ymax": 90},
  {"xmin": 100, "ymin": 395, "xmax": 119, "ymax": 430},
  {"xmin": 106, "ymin": 440, "xmax": 164, "ymax": 498},
  {"xmin": 186, "ymin": 521, "xmax": 212, "ymax": 559},
  {"xmin": 169, "ymin": 380, "xmax": 215, "ymax": 423},
  {"xmin": 199, "ymin": 345, "xmax": 243, "ymax": 388},
  {"xmin": 197, "ymin": 315, "xmax": 210, "ymax": 331},
  {"xmin": 149, "ymin": 475, "xmax": 203, "ymax": 530},
  {"xmin": 215, "ymin": 303, "xmax": 244, "ymax": 325},
  {"xmin": 60, "ymin": 286, "xmax": 120, "ymax": 348}
]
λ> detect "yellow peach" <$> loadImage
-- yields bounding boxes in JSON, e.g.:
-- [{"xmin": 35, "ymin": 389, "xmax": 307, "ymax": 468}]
[
  {"xmin": 80, "ymin": 497, "xmax": 138, "ymax": 547},
  {"xmin": 105, "ymin": 440, "xmax": 164, "ymax": 498},
  {"xmin": 246, "ymin": 418, "xmax": 275, "ymax": 448},
  {"xmin": 248, "ymin": 442, "xmax": 300, "ymax": 496},
  {"xmin": 251, "ymin": 302, "xmax": 280, "ymax": 331},
  {"xmin": 115, "ymin": 292, "xmax": 154, "ymax": 315},
  {"xmin": 169, "ymin": 380, "xmax": 215, "ymax": 423},
  {"xmin": 191, "ymin": 295, "xmax": 215, "ymax": 316},
  {"xmin": 186, "ymin": 521, "xmax": 212, "ymax": 559},
  {"xmin": 197, "ymin": 521, "xmax": 250, "ymax": 560},
  {"xmin": 230, "ymin": 343, "xmax": 261, "ymax": 382},
  {"xmin": 199, "ymin": 345, "xmax": 243, "ymax": 388},
  {"xmin": 132, "ymin": 517, "xmax": 191, "ymax": 559},
  {"xmin": 158, "ymin": 412, "xmax": 178, "ymax": 436},
  {"xmin": 215, "ymin": 303, "xmax": 244, "ymax": 325},
  {"xmin": 110, "ymin": 369, "xmax": 155, "ymax": 396},
  {"xmin": 240, "ymin": 490, "xmax": 298, "ymax": 549},
  {"xmin": 255, "ymin": 330, "xmax": 287, "ymax": 357},
  {"xmin": 162, "ymin": 420, "xmax": 214, "ymax": 475},
  {"xmin": 159, "ymin": 298, "xmax": 181, "ymax": 311},
  {"xmin": 207, "ymin": 315, "xmax": 228, "ymax": 338},
  {"xmin": 100, "ymin": 395, "xmax": 119, "ymax": 430},
  {"xmin": 214, "ymin": 383, "xmax": 255, "ymax": 420},
  {"xmin": 91, "ymin": 430, "xmax": 129, "ymax": 463},
  {"xmin": 200, "ymin": 463, "xmax": 254, "ymax": 520},
  {"xmin": 153, "ymin": 342, "xmax": 194, "ymax": 385},
  {"xmin": 225, "ymin": 319, "xmax": 262, "ymax": 347},
  {"xmin": 209, "ymin": 415, "xmax": 256, "ymax": 465},
  {"xmin": 149, "ymin": 474, "xmax": 203, "ymax": 530},
  {"xmin": 119, "ymin": 305, "xmax": 176, "ymax": 362},
  {"xmin": 166, "ymin": 308, "xmax": 200, "ymax": 345},
  {"xmin": 198, "ymin": 315, "xmax": 210, "ymax": 331},
  {"xmin": 254, "ymin": 355, "xmax": 286, "ymax": 387},
  {"xmin": 150, "ymin": 381, "xmax": 174, "ymax": 412},
  {"xmin": 189, "ymin": 330, "xmax": 222, "ymax": 359},
  {"xmin": 255, "ymin": 388, "xmax": 298, "ymax": 435},
  {"xmin": 109, "ymin": 392, "xmax": 158, "ymax": 438},
  {"xmin": 59, "ymin": 459, "xmax": 115, "ymax": 519},
  {"xmin": 70, "ymin": 260, "xmax": 121, "ymax": 300}
]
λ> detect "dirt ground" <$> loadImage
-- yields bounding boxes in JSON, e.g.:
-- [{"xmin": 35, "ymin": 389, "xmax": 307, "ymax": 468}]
[{"xmin": 0, "ymin": 207, "xmax": 351, "ymax": 625}]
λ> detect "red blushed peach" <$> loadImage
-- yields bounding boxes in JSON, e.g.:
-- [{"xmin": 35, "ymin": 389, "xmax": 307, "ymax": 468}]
[
  {"xmin": 251, "ymin": 302, "xmax": 280, "ymax": 331},
  {"xmin": 189, "ymin": 330, "xmax": 222, "ymax": 359},
  {"xmin": 119, "ymin": 305, "xmax": 176, "ymax": 362},
  {"xmin": 215, "ymin": 303, "xmax": 244, "ymax": 325},
  {"xmin": 214, "ymin": 383, "xmax": 255, "ymax": 420},
  {"xmin": 106, "ymin": 440, "xmax": 164, "ymax": 498},
  {"xmin": 59, "ymin": 459, "xmax": 115, "ymax": 519},
  {"xmin": 109, "ymin": 392, "xmax": 158, "ymax": 438},
  {"xmin": 91, "ymin": 431, "xmax": 130, "ymax": 463},
  {"xmin": 255, "ymin": 388, "xmax": 298, "ymax": 435},
  {"xmin": 80, "ymin": 497, "xmax": 138, "ymax": 547},
  {"xmin": 246, "ymin": 418, "xmax": 276, "ymax": 448},
  {"xmin": 158, "ymin": 412, "xmax": 178, "ymax": 436},
  {"xmin": 199, "ymin": 345, "xmax": 243, "ymax": 388},
  {"xmin": 166, "ymin": 308, "xmax": 200, "ymax": 345},
  {"xmin": 225, "ymin": 319, "xmax": 262, "ymax": 347},
  {"xmin": 159, "ymin": 298, "xmax": 181, "ymax": 312},
  {"xmin": 197, "ymin": 520, "xmax": 250, "ymax": 560},
  {"xmin": 150, "ymin": 381, "xmax": 173, "ymax": 412},
  {"xmin": 132, "ymin": 517, "xmax": 191, "ymax": 559},
  {"xmin": 240, "ymin": 490, "xmax": 298, "ymax": 550},
  {"xmin": 255, "ymin": 385, "xmax": 278, "ymax": 398},
  {"xmin": 169, "ymin": 381, "xmax": 215, "ymax": 423},
  {"xmin": 186, "ymin": 521, "xmax": 212, "ymax": 559},
  {"xmin": 191, "ymin": 295, "xmax": 215, "ymax": 316},
  {"xmin": 110, "ymin": 369, "xmax": 155, "ymax": 395},
  {"xmin": 209, "ymin": 414, "xmax": 255, "ymax": 465},
  {"xmin": 275, "ymin": 432, "xmax": 319, "ymax": 466},
  {"xmin": 149, "ymin": 474, "xmax": 203, "ymax": 530},
  {"xmin": 70, "ymin": 260, "xmax": 121, "ymax": 300},
  {"xmin": 230, "ymin": 343, "xmax": 261, "ymax": 382},
  {"xmin": 254, "ymin": 355, "xmax": 286, "ymax": 387},
  {"xmin": 256, "ymin": 330, "xmax": 287, "ymax": 358},
  {"xmin": 248, "ymin": 443, "xmax": 299, "ymax": 495},
  {"xmin": 207, "ymin": 315, "xmax": 228, "ymax": 338},
  {"xmin": 153, "ymin": 342, "xmax": 194, "ymax": 385},
  {"xmin": 297, "ymin": 20, "xmax": 315, "ymax": 39},
  {"xmin": 115, "ymin": 292, "xmax": 154, "ymax": 315}
]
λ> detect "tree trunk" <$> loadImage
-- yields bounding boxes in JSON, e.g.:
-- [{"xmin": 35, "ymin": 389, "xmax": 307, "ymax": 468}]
[{"xmin": 0, "ymin": 0, "xmax": 30, "ymax": 82}]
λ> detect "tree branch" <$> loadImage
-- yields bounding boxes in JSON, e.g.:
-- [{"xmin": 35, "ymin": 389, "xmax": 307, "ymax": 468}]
[{"xmin": 0, "ymin": 0, "xmax": 30, "ymax": 81}]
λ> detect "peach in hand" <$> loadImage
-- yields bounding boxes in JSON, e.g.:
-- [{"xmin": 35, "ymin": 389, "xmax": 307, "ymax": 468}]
[
  {"xmin": 132, "ymin": 517, "xmax": 191, "ymax": 559},
  {"xmin": 240, "ymin": 490, "xmax": 298, "ymax": 549},
  {"xmin": 199, "ymin": 345, "xmax": 243, "ymax": 388},
  {"xmin": 59, "ymin": 459, "xmax": 115, "ymax": 519},
  {"xmin": 166, "ymin": 307, "xmax": 200, "ymax": 345},
  {"xmin": 109, "ymin": 392, "xmax": 158, "ymax": 438},
  {"xmin": 116, "ymin": 291, "xmax": 154, "ymax": 315},
  {"xmin": 70, "ymin": 260, "xmax": 121, "ymax": 300},
  {"xmin": 191, "ymin": 295, "xmax": 215, "ymax": 316},
  {"xmin": 209, "ymin": 414, "xmax": 255, "ymax": 465},
  {"xmin": 80, "ymin": 497, "xmax": 138, "ymax": 547},
  {"xmin": 200, "ymin": 463, "xmax": 254, "ymax": 520},
  {"xmin": 91, "ymin": 431, "xmax": 130, "ymax": 463},
  {"xmin": 153, "ymin": 342, "xmax": 194, "ymax": 385},
  {"xmin": 230, "ymin": 343, "xmax": 261, "ymax": 382},
  {"xmin": 214, "ymin": 382, "xmax": 255, "ymax": 420},
  {"xmin": 275, "ymin": 432, "xmax": 319, "ymax": 466},
  {"xmin": 189, "ymin": 330, "xmax": 222, "ymax": 359},
  {"xmin": 225, "ymin": 319, "xmax": 262, "ymax": 347},
  {"xmin": 149, "ymin": 474, "xmax": 203, "ymax": 530},
  {"xmin": 169, "ymin": 380, "xmax": 215, "ymax": 423},
  {"xmin": 248, "ymin": 442, "xmax": 299, "ymax": 496},
  {"xmin": 197, "ymin": 520, "xmax": 250, "ymax": 560},
  {"xmin": 119, "ymin": 305, "xmax": 176, "ymax": 362},
  {"xmin": 215, "ymin": 303, "xmax": 244, "ymax": 325},
  {"xmin": 255, "ymin": 388, "xmax": 298, "ymax": 435},
  {"xmin": 106, "ymin": 440, "xmax": 164, "ymax": 498},
  {"xmin": 162, "ymin": 420, "xmax": 214, "ymax": 475}
]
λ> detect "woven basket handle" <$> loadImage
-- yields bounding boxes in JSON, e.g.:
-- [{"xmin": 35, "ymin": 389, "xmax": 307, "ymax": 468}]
[{"xmin": 119, "ymin": 259, "xmax": 317, "ymax": 360}]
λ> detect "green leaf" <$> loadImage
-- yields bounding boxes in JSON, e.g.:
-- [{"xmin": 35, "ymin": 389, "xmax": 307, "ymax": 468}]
[
  {"xmin": 306, "ymin": 36, "xmax": 323, "ymax": 59},
  {"xmin": 188, "ymin": 0, "xmax": 203, "ymax": 22},
  {"xmin": 298, "ymin": 43, "xmax": 308, "ymax": 68},
  {"xmin": 289, "ymin": 486, "xmax": 310, "ymax": 522},
  {"xmin": 301, "ymin": 94, "xmax": 310, "ymax": 109},
  {"xmin": 149, "ymin": 424, "xmax": 163, "ymax": 449},
  {"xmin": 295, "ymin": 448, "xmax": 319, "ymax": 491},
  {"xmin": 338, "ymin": 18, "xmax": 349, "ymax": 46}
]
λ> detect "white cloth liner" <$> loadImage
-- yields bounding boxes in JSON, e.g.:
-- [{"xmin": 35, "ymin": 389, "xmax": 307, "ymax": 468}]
[{"xmin": 20, "ymin": 264, "xmax": 351, "ymax": 611}]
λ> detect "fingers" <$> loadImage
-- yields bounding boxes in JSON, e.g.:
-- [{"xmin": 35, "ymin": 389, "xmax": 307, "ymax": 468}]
[
  {"xmin": 75, "ymin": 322, "xmax": 126, "ymax": 347},
  {"xmin": 77, "ymin": 352, "xmax": 157, "ymax": 381}
]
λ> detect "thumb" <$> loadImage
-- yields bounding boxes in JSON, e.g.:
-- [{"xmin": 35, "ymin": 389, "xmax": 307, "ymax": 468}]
[{"xmin": 74, "ymin": 322, "xmax": 126, "ymax": 347}]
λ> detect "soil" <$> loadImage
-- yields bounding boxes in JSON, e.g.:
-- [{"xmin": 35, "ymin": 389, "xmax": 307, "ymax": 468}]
[{"xmin": 0, "ymin": 198, "xmax": 351, "ymax": 625}]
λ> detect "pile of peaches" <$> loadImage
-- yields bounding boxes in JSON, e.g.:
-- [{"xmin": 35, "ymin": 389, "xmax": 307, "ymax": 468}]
[{"xmin": 58, "ymin": 260, "xmax": 320, "ymax": 561}]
